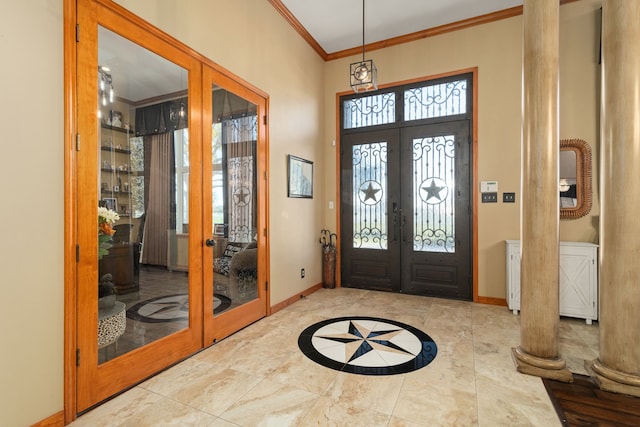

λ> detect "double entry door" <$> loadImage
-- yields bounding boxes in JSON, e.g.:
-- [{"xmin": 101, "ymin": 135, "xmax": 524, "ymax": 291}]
[
  {"xmin": 341, "ymin": 120, "xmax": 472, "ymax": 300},
  {"xmin": 74, "ymin": 3, "xmax": 267, "ymax": 412}
]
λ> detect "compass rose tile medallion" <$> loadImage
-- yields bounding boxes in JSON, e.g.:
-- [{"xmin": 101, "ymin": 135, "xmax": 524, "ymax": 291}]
[{"xmin": 298, "ymin": 316, "xmax": 437, "ymax": 375}]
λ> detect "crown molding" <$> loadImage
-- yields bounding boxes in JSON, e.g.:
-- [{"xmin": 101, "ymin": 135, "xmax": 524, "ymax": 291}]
[
  {"xmin": 269, "ymin": 0, "xmax": 582, "ymax": 62},
  {"xmin": 267, "ymin": 0, "xmax": 328, "ymax": 60}
]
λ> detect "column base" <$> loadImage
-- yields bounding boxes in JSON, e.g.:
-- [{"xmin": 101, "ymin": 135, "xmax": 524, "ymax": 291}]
[
  {"xmin": 512, "ymin": 346, "xmax": 573, "ymax": 382},
  {"xmin": 585, "ymin": 359, "xmax": 640, "ymax": 397}
]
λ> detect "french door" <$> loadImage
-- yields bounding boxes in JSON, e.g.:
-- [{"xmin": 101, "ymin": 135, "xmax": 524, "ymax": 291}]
[
  {"xmin": 340, "ymin": 75, "xmax": 473, "ymax": 300},
  {"xmin": 74, "ymin": 0, "xmax": 267, "ymax": 412},
  {"xmin": 202, "ymin": 65, "xmax": 268, "ymax": 344}
]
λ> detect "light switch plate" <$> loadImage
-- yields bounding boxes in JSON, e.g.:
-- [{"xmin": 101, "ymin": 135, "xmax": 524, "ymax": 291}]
[{"xmin": 482, "ymin": 192, "xmax": 498, "ymax": 203}]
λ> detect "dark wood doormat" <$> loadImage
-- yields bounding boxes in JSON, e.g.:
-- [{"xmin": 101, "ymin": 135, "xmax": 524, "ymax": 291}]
[{"xmin": 543, "ymin": 374, "xmax": 640, "ymax": 426}]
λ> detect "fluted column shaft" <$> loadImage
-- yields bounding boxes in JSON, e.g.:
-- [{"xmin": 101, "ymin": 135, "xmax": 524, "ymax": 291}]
[
  {"xmin": 587, "ymin": 0, "xmax": 640, "ymax": 397},
  {"xmin": 512, "ymin": 0, "xmax": 571, "ymax": 382}
]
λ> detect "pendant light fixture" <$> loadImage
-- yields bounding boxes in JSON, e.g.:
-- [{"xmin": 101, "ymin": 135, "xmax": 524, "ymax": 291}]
[{"xmin": 350, "ymin": 0, "xmax": 377, "ymax": 93}]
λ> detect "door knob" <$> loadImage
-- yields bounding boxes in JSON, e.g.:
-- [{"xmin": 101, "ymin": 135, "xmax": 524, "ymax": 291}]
[{"xmin": 205, "ymin": 238, "xmax": 216, "ymax": 247}]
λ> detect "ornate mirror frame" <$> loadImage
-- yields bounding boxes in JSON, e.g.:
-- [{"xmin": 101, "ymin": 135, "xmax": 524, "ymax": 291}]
[{"xmin": 560, "ymin": 138, "xmax": 592, "ymax": 220}]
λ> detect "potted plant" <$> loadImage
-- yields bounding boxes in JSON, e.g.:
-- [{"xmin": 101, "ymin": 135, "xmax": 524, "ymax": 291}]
[{"xmin": 98, "ymin": 206, "xmax": 120, "ymax": 307}]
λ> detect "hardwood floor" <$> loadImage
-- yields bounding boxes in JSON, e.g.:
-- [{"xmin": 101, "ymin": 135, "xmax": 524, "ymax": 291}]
[{"xmin": 543, "ymin": 374, "xmax": 640, "ymax": 426}]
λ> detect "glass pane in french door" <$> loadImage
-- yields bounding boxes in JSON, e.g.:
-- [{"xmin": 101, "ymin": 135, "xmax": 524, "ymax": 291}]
[
  {"xmin": 412, "ymin": 134, "xmax": 456, "ymax": 253},
  {"xmin": 352, "ymin": 142, "xmax": 388, "ymax": 250},
  {"xmin": 97, "ymin": 26, "xmax": 190, "ymax": 363},
  {"xmin": 211, "ymin": 86, "xmax": 259, "ymax": 315}
]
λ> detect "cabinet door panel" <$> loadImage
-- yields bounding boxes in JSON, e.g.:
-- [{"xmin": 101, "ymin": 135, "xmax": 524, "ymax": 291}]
[{"xmin": 505, "ymin": 241, "xmax": 598, "ymax": 322}]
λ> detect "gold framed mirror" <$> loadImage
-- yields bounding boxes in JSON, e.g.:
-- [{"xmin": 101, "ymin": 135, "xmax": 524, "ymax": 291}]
[{"xmin": 560, "ymin": 139, "xmax": 592, "ymax": 220}]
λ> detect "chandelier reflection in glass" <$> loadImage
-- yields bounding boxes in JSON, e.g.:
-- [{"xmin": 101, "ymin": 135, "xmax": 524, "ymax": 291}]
[
  {"xmin": 98, "ymin": 65, "xmax": 114, "ymax": 119},
  {"xmin": 350, "ymin": 0, "xmax": 377, "ymax": 93}
]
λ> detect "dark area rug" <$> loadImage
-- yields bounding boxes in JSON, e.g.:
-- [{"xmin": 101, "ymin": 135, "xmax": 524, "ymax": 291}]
[{"xmin": 543, "ymin": 374, "xmax": 640, "ymax": 426}]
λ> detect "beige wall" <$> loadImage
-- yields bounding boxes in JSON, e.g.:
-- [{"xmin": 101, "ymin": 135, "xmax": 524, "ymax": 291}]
[
  {"xmin": 0, "ymin": 1, "xmax": 65, "ymax": 426},
  {"xmin": 324, "ymin": 0, "xmax": 601, "ymax": 299},
  {"xmin": 0, "ymin": 0, "xmax": 602, "ymax": 425},
  {"xmin": 114, "ymin": 0, "xmax": 328, "ymax": 306}
]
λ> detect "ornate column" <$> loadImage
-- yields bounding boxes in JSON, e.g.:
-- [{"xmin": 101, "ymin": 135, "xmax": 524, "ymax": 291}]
[
  {"xmin": 512, "ymin": 0, "xmax": 571, "ymax": 382},
  {"xmin": 586, "ymin": 0, "xmax": 640, "ymax": 397}
]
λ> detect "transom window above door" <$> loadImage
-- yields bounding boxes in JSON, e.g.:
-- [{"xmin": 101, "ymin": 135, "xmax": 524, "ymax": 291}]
[{"xmin": 342, "ymin": 76, "xmax": 470, "ymax": 130}]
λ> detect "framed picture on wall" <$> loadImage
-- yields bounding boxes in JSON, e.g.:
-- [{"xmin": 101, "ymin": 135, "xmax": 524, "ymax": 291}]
[
  {"xmin": 287, "ymin": 155, "xmax": 313, "ymax": 198},
  {"xmin": 103, "ymin": 197, "xmax": 117, "ymax": 212},
  {"xmin": 213, "ymin": 224, "xmax": 226, "ymax": 236}
]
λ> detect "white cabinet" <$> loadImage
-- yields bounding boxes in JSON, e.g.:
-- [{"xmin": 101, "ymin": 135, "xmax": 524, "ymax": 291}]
[{"xmin": 506, "ymin": 240, "xmax": 598, "ymax": 324}]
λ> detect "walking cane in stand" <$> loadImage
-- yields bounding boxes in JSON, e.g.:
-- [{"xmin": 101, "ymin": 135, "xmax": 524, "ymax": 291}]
[
  {"xmin": 319, "ymin": 229, "xmax": 331, "ymax": 254},
  {"xmin": 329, "ymin": 233, "xmax": 337, "ymax": 252}
]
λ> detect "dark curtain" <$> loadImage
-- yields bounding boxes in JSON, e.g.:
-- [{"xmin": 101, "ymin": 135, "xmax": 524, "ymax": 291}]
[
  {"xmin": 135, "ymin": 97, "xmax": 188, "ymax": 136},
  {"xmin": 141, "ymin": 132, "xmax": 176, "ymax": 266}
]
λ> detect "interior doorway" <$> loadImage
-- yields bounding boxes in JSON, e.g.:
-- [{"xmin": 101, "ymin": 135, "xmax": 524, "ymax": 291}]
[
  {"xmin": 339, "ymin": 74, "xmax": 474, "ymax": 300},
  {"xmin": 70, "ymin": 0, "xmax": 269, "ymax": 414}
]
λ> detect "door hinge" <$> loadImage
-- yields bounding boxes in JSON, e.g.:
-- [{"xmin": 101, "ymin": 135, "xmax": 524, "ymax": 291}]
[
  {"xmin": 264, "ymin": 171, "xmax": 267, "ymax": 181},
  {"xmin": 263, "ymin": 227, "xmax": 268, "ymax": 237},
  {"xmin": 76, "ymin": 24, "xmax": 80, "ymax": 42},
  {"xmin": 76, "ymin": 244, "xmax": 80, "ymax": 263},
  {"xmin": 76, "ymin": 133, "xmax": 80, "ymax": 151},
  {"xmin": 263, "ymin": 115, "xmax": 268, "ymax": 125},
  {"xmin": 76, "ymin": 348, "xmax": 80, "ymax": 366},
  {"xmin": 265, "ymin": 281, "xmax": 269, "ymax": 291}
]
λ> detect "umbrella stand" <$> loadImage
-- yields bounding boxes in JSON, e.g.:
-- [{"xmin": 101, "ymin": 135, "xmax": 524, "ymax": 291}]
[
  {"xmin": 319, "ymin": 229, "xmax": 337, "ymax": 289},
  {"xmin": 322, "ymin": 250, "xmax": 336, "ymax": 289}
]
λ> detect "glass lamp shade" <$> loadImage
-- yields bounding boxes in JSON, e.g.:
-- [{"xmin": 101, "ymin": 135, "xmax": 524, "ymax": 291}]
[{"xmin": 350, "ymin": 59, "xmax": 378, "ymax": 93}]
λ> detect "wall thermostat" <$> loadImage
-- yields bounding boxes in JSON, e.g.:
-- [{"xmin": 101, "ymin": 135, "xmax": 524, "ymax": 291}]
[{"xmin": 480, "ymin": 180, "xmax": 498, "ymax": 193}]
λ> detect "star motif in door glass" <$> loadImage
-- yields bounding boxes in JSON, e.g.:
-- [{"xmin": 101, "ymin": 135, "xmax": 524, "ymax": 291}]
[
  {"xmin": 233, "ymin": 186, "xmax": 251, "ymax": 206},
  {"xmin": 421, "ymin": 178, "xmax": 448, "ymax": 204},
  {"xmin": 315, "ymin": 320, "xmax": 412, "ymax": 363},
  {"xmin": 359, "ymin": 181, "xmax": 382, "ymax": 205}
]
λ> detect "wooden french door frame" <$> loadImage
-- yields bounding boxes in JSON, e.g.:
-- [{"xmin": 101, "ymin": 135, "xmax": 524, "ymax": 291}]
[
  {"xmin": 74, "ymin": 1, "xmax": 204, "ymax": 411},
  {"xmin": 202, "ymin": 65, "xmax": 270, "ymax": 345},
  {"xmin": 64, "ymin": 0, "xmax": 271, "ymax": 421},
  {"xmin": 333, "ymin": 69, "xmax": 479, "ymax": 302}
]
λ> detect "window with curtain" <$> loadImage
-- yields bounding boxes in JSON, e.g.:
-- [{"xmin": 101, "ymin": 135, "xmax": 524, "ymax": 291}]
[
  {"xmin": 134, "ymin": 98, "xmax": 186, "ymax": 265},
  {"xmin": 222, "ymin": 115, "xmax": 257, "ymax": 243},
  {"xmin": 174, "ymin": 128, "xmax": 189, "ymax": 234},
  {"xmin": 212, "ymin": 88, "xmax": 258, "ymax": 243}
]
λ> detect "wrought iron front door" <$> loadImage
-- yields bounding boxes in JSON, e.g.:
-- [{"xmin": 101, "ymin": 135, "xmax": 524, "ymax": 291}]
[
  {"xmin": 341, "ymin": 120, "xmax": 472, "ymax": 300},
  {"xmin": 341, "ymin": 128, "xmax": 402, "ymax": 292},
  {"xmin": 399, "ymin": 121, "xmax": 471, "ymax": 299}
]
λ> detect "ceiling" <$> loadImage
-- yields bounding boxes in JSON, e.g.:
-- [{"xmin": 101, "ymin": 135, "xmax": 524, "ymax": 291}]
[
  {"xmin": 100, "ymin": 0, "xmax": 529, "ymax": 103},
  {"xmin": 279, "ymin": 0, "xmax": 524, "ymax": 54}
]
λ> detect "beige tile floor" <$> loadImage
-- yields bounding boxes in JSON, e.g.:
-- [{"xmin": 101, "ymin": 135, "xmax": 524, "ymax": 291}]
[{"xmin": 72, "ymin": 287, "xmax": 599, "ymax": 426}]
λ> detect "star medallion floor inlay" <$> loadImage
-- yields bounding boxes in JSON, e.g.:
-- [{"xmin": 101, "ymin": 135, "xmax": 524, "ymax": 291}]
[
  {"xmin": 127, "ymin": 293, "xmax": 232, "ymax": 323},
  {"xmin": 298, "ymin": 316, "xmax": 437, "ymax": 375}
]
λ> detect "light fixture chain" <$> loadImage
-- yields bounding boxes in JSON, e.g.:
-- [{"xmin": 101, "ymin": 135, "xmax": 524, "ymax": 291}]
[{"xmin": 362, "ymin": 0, "xmax": 366, "ymax": 61}]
